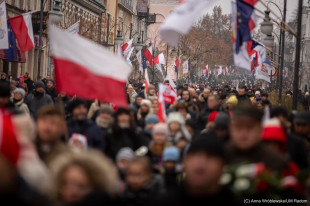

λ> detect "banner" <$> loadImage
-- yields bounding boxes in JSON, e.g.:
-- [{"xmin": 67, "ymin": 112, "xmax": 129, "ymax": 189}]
[
  {"xmin": 183, "ymin": 60, "xmax": 189, "ymax": 74},
  {"xmin": 0, "ymin": 1, "xmax": 8, "ymax": 49}
]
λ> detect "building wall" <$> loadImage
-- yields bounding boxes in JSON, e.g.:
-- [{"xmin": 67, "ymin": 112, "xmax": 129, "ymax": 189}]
[{"xmin": 301, "ymin": 6, "xmax": 310, "ymax": 92}]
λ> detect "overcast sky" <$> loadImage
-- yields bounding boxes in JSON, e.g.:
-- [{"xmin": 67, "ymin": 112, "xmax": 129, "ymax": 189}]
[{"xmin": 205, "ymin": 0, "xmax": 307, "ymax": 22}]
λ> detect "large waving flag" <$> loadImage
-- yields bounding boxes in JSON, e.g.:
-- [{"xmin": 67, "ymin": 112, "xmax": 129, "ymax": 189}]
[
  {"xmin": 143, "ymin": 46, "xmax": 153, "ymax": 66},
  {"xmin": 122, "ymin": 39, "xmax": 133, "ymax": 53},
  {"xmin": 66, "ymin": 21, "xmax": 80, "ymax": 34},
  {"xmin": 154, "ymin": 53, "xmax": 165, "ymax": 65},
  {"xmin": 49, "ymin": 26, "xmax": 132, "ymax": 107},
  {"xmin": 160, "ymin": 0, "xmax": 219, "ymax": 47},
  {"xmin": 8, "ymin": 12, "xmax": 35, "ymax": 52},
  {"xmin": 0, "ymin": 1, "xmax": 8, "ymax": 49},
  {"xmin": 232, "ymin": 0, "xmax": 259, "ymax": 70}
]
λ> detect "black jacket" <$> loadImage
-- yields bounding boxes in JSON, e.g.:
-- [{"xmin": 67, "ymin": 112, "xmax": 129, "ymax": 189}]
[{"xmin": 25, "ymin": 91, "xmax": 53, "ymax": 117}]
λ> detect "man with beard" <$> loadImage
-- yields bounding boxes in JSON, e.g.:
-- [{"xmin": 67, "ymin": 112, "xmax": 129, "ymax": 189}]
[
  {"xmin": 67, "ymin": 99, "xmax": 105, "ymax": 152},
  {"xmin": 45, "ymin": 79, "xmax": 57, "ymax": 101},
  {"xmin": 25, "ymin": 81, "xmax": 53, "ymax": 117}
]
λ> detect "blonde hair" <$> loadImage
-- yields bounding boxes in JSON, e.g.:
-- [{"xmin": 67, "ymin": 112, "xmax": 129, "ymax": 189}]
[{"xmin": 49, "ymin": 150, "xmax": 119, "ymax": 200}]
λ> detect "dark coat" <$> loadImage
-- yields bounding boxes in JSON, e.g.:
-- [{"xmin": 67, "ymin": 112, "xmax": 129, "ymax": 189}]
[
  {"xmin": 67, "ymin": 118, "xmax": 106, "ymax": 152},
  {"xmin": 45, "ymin": 87, "xmax": 58, "ymax": 101},
  {"xmin": 25, "ymin": 91, "xmax": 53, "ymax": 117},
  {"xmin": 287, "ymin": 133, "xmax": 309, "ymax": 169}
]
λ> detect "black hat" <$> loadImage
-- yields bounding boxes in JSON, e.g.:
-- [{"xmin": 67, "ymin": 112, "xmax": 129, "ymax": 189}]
[
  {"xmin": 68, "ymin": 98, "xmax": 88, "ymax": 113},
  {"xmin": 233, "ymin": 104, "xmax": 263, "ymax": 122},
  {"xmin": 215, "ymin": 112, "xmax": 230, "ymax": 130},
  {"xmin": 270, "ymin": 106, "xmax": 288, "ymax": 119},
  {"xmin": 0, "ymin": 82, "xmax": 11, "ymax": 97},
  {"xmin": 294, "ymin": 112, "xmax": 310, "ymax": 124},
  {"xmin": 187, "ymin": 133, "xmax": 224, "ymax": 159},
  {"xmin": 137, "ymin": 92, "xmax": 145, "ymax": 99},
  {"xmin": 34, "ymin": 81, "xmax": 45, "ymax": 89},
  {"xmin": 47, "ymin": 79, "xmax": 55, "ymax": 84},
  {"xmin": 177, "ymin": 85, "xmax": 183, "ymax": 90},
  {"xmin": 116, "ymin": 107, "xmax": 130, "ymax": 116}
]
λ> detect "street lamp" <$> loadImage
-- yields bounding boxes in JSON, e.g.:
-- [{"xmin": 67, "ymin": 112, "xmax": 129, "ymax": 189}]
[
  {"xmin": 49, "ymin": 0, "xmax": 63, "ymax": 25},
  {"xmin": 263, "ymin": 35, "xmax": 274, "ymax": 49},
  {"xmin": 114, "ymin": 29, "xmax": 124, "ymax": 45},
  {"xmin": 260, "ymin": 10, "xmax": 273, "ymax": 35},
  {"xmin": 170, "ymin": 48, "xmax": 177, "ymax": 57},
  {"xmin": 135, "ymin": 37, "xmax": 143, "ymax": 51}
]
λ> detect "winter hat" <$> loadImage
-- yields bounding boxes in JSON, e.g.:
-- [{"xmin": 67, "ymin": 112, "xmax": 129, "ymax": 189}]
[
  {"xmin": 98, "ymin": 104, "xmax": 114, "ymax": 116},
  {"xmin": 13, "ymin": 88, "xmax": 26, "ymax": 98},
  {"xmin": 167, "ymin": 112, "xmax": 185, "ymax": 126},
  {"xmin": 256, "ymin": 97, "xmax": 262, "ymax": 101},
  {"xmin": 0, "ymin": 82, "xmax": 11, "ymax": 97},
  {"xmin": 68, "ymin": 98, "xmax": 88, "ymax": 113},
  {"xmin": 68, "ymin": 133, "xmax": 88, "ymax": 150},
  {"xmin": 141, "ymin": 99, "xmax": 152, "ymax": 108},
  {"xmin": 137, "ymin": 92, "xmax": 145, "ymax": 99},
  {"xmin": 227, "ymin": 95, "xmax": 238, "ymax": 105},
  {"xmin": 116, "ymin": 147, "xmax": 135, "ymax": 162},
  {"xmin": 152, "ymin": 123, "xmax": 170, "ymax": 137},
  {"xmin": 145, "ymin": 114, "xmax": 159, "ymax": 125},
  {"xmin": 262, "ymin": 118, "xmax": 286, "ymax": 152},
  {"xmin": 163, "ymin": 147, "xmax": 180, "ymax": 162},
  {"xmin": 147, "ymin": 84, "xmax": 156, "ymax": 92},
  {"xmin": 34, "ymin": 81, "xmax": 45, "ymax": 89},
  {"xmin": 293, "ymin": 112, "xmax": 310, "ymax": 124},
  {"xmin": 214, "ymin": 112, "xmax": 230, "ymax": 130},
  {"xmin": 116, "ymin": 107, "xmax": 130, "ymax": 116},
  {"xmin": 255, "ymin": 91, "xmax": 261, "ymax": 95},
  {"xmin": 47, "ymin": 79, "xmax": 55, "ymax": 85},
  {"xmin": 208, "ymin": 111, "xmax": 219, "ymax": 123}
]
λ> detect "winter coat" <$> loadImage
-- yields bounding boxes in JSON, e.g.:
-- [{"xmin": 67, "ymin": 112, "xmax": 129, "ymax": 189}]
[
  {"xmin": 45, "ymin": 87, "xmax": 57, "ymax": 101},
  {"xmin": 11, "ymin": 98, "xmax": 29, "ymax": 114},
  {"xmin": 67, "ymin": 118, "xmax": 106, "ymax": 152},
  {"xmin": 25, "ymin": 91, "xmax": 53, "ymax": 117}
]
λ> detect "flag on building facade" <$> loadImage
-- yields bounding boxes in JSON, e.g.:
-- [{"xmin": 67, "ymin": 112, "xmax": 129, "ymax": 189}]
[
  {"xmin": 0, "ymin": 1, "xmax": 8, "ymax": 49},
  {"xmin": 136, "ymin": 49, "xmax": 143, "ymax": 72},
  {"xmin": 183, "ymin": 59, "xmax": 189, "ymax": 74},
  {"xmin": 143, "ymin": 46, "xmax": 153, "ymax": 66},
  {"xmin": 142, "ymin": 54, "xmax": 148, "ymax": 70},
  {"xmin": 8, "ymin": 12, "xmax": 35, "ymax": 52},
  {"xmin": 122, "ymin": 38, "xmax": 133, "ymax": 53},
  {"xmin": 154, "ymin": 53, "xmax": 165, "ymax": 65},
  {"xmin": 174, "ymin": 57, "xmax": 179, "ymax": 73},
  {"xmin": 49, "ymin": 25, "xmax": 131, "ymax": 107},
  {"xmin": 4, "ymin": 23, "xmax": 17, "ymax": 62}
]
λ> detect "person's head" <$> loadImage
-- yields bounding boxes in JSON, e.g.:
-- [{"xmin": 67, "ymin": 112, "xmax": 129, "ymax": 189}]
[
  {"xmin": 0, "ymin": 82, "xmax": 11, "ymax": 107},
  {"xmin": 227, "ymin": 95, "xmax": 238, "ymax": 110},
  {"xmin": 116, "ymin": 147, "xmax": 135, "ymax": 171},
  {"xmin": 127, "ymin": 84, "xmax": 133, "ymax": 93},
  {"xmin": 261, "ymin": 93, "xmax": 269, "ymax": 101},
  {"xmin": 152, "ymin": 123, "xmax": 169, "ymax": 145},
  {"xmin": 177, "ymin": 85, "xmax": 183, "ymax": 96},
  {"xmin": 262, "ymin": 118, "xmax": 286, "ymax": 154},
  {"xmin": 175, "ymin": 102, "xmax": 188, "ymax": 118},
  {"xmin": 126, "ymin": 156, "xmax": 153, "ymax": 191},
  {"xmin": 184, "ymin": 134, "xmax": 225, "ymax": 194},
  {"xmin": 255, "ymin": 90, "xmax": 261, "ymax": 98},
  {"xmin": 95, "ymin": 105, "xmax": 114, "ymax": 129},
  {"xmin": 214, "ymin": 113, "xmax": 230, "ymax": 140},
  {"xmin": 167, "ymin": 112, "xmax": 185, "ymax": 134},
  {"xmin": 202, "ymin": 88, "xmax": 210, "ymax": 99},
  {"xmin": 145, "ymin": 114, "xmax": 159, "ymax": 132},
  {"xmin": 34, "ymin": 81, "xmax": 45, "ymax": 94},
  {"xmin": 36, "ymin": 105, "xmax": 65, "ymax": 144},
  {"xmin": 163, "ymin": 147, "xmax": 180, "ymax": 172},
  {"xmin": 185, "ymin": 120, "xmax": 195, "ymax": 137},
  {"xmin": 1, "ymin": 72, "xmax": 6, "ymax": 80},
  {"xmin": 12, "ymin": 88, "xmax": 25, "ymax": 102},
  {"xmin": 230, "ymin": 105, "xmax": 263, "ymax": 150},
  {"xmin": 207, "ymin": 94, "xmax": 220, "ymax": 110},
  {"xmin": 115, "ymin": 108, "xmax": 131, "ymax": 129},
  {"xmin": 69, "ymin": 99, "xmax": 88, "ymax": 121},
  {"xmin": 47, "ymin": 79, "xmax": 55, "ymax": 89},
  {"xmin": 10, "ymin": 80, "xmax": 16, "ymax": 90},
  {"xmin": 247, "ymin": 90, "xmax": 253, "ymax": 97},
  {"xmin": 140, "ymin": 99, "xmax": 151, "ymax": 113},
  {"xmin": 181, "ymin": 89, "xmax": 190, "ymax": 101},
  {"xmin": 270, "ymin": 106, "xmax": 289, "ymax": 129},
  {"xmin": 238, "ymin": 87, "xmax": 246, "ymax": 96},
  {"xmin": 183, "ymin": 83, "xmax": 188, "ymax": 90},
  {"xmin": 293, "ymin": 112, "xmax": 310, "ymax": 137},
  {"xmin": 68, "ymin": 133, "xmax": 88, "ymax": 151},
  {"xmin": 135, "ymin": 94, "xmax": 144, "ymax": 106},
  {"xmin": 147, "ymin": 85, "xmax": 156, "ymax": 96},
  {"xmin": 150, "ymin": 98, "xmax": 158, "ymax": 113},
  {"xmin": 50, "ymin": 150, "xmax": 117, "ymax": 205}
]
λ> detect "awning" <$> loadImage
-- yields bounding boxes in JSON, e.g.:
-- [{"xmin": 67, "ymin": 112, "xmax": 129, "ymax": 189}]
[{"xmin": 0, "ymin": 49, "xmax": 26, "ymax": 63}]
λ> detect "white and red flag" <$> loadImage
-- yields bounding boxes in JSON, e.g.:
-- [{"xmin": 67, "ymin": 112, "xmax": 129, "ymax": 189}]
[
  {"xmin": 217, "ymin": 66, "xmax": 223, "ymax": 76},
  {"xmin": 224, "ymin": 67, "xmax": 229, "ymax": 75},
  {"xmin": 157, "ymin": 84, "xmax": 167, "ymax": 122},
  {"xmin": 9, "ymin": 12, "xmax": 35, "ymax": 52},
  {"xmin": 165, "ymin": 75, "xmax": 176, "ymax": 93},
  {"xmin": 122, "ymin": 38, "xmax": 133, "ymax": 53},
  {"xmin": 162, "ymin": 84, "xmax": 177, "ymax": 104},
  {"xmin": 49, "ymin": 26, "xmax": 131, "ymax": 107},
  {"xmin": 203, "ymin": 65, "xmax": 209, "ymax": 77},
  {"xmin": 160, "ymin": 0, "xmax": 219, "ymax": 47},
  {"xmin": 154, "ymin": 53, "xmax": 165, "ymax": 65},
  {"xmin": 144, "ymin": 68, "xmax": 150, "ymax": 92},
  {"xmin": 143, "ymin": 46, "xmax": 153, "ymax": 66}
]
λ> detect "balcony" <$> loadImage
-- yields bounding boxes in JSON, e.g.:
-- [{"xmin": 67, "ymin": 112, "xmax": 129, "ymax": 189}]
[{"xmin": 118, "ymin": 0, "xmax": 134, "ymax": 13}]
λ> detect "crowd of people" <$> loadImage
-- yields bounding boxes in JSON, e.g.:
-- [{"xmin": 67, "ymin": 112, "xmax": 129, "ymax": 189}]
[{"xmin": 1, "ymin": 71, "xmax": 310, "ymax": 206}]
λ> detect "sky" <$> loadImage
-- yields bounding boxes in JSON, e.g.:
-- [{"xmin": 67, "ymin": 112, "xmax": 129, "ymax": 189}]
[{"xmin": 205, "ymin": 0, "xmax": 307, "ymax": 22}]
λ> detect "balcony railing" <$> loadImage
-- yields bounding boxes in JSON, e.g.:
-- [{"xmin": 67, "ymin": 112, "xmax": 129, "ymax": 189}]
[{"xmin": 118, "ymin": 0, "xmax": 133, "ymax": 12}]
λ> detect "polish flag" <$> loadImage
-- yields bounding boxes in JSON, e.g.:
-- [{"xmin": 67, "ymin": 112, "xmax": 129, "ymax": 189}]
[
  {"xmin": 157, "ymin": 84, "xmax": 167, "ymax": 122},
  {"xmin": 8, "ymin": 12, "xmax": 35, "ymax": 52},
  {"xmin": 203, "ymin": 65, "xmax": 209, "ymax": 77},
  {"xmin": 143, "ymin": 46, "xmax": 153, "ymax": 66},
  {"xmin": 49, "ymin": 26, "xmax": 131, "ymax": 107},
  {"xmin": 122, "ymin": 39, "xmax": 133, "ymax": 53},
  {"xmin": 165, "ymin": 75, "xmax": 176, "ymax": 93},
  {"xmin": 174, "ymin": 57, "xmax": 180, "ymax": 72},
  {"xmin": 0, "ymin": 108, "xmax": 20, "ymax": 166},
  {"xmin": 154, "ymin": 53, "xmax": 165, "ymax": 65},
  {"xmin": 144, "ymin": 68, "xmax": 150, "ymax": 92},
  {"xmin": 224, "ymin": 67, "xmax": 229, "ymax": 75}
]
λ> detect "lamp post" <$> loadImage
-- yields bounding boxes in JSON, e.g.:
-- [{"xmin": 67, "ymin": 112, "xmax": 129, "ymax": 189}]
[{"xmin": 114, "ymin": 29, "xmax": 123, "ymax": 54}]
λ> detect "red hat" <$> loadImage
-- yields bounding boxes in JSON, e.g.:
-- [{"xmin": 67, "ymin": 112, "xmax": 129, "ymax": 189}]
[
  {"xmin": 262, "ymin": 118, "xmax": 286, "ymax": 152},
  {"xmin": 208, "ymin": 111, "xmax": 219, "ymax": 122}
]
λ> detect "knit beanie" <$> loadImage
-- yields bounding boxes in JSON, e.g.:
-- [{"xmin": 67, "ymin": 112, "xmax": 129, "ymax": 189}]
[
  {"xmin": 68, "ymin": 98, "xmax": 88, "ymax": 113},
  {"xmin": 262, "ymin": 118, "xmax": 286, "ymax": 152},
  {"xmin": 141, "ymin": 99, "xmax": 152, "ymax": 108},
  {"xmin": 214, "ymin": 112, "xmax": 230, "ymax": 129},
  {"xmin": 34, "ymin": 81, "xmax": 45, "ymax": 89},
  {"xmin": 116, "ymin": 147, "xmax": 135, "ymax": 162},
  {"xmin": 98, "ymin": 104, "xmax": 114, "ymax": 116},
  {"xmin": 145, "ymin": 114, "xmax": 159, "ymax": 125},
  {"xmin": 163, "ymin": 146, "xmax": 180, "ymax": 162},
  {"xmin": 152, "ymin": 123, "xmax": 170, "ymax": 137},
  {"xmin": 68, "ymin": 133, "xmax": 88, "ymax": 150},
  {"xmin": 13, "ymin": 88, "xmax": 26, "ymax": 98},
  {"xmin": 227, "ymin": 95, "xmax": 238, "ymax": 105},
  {"xmin": 167, "ymin": 112, "xmax": 185, "ymax": 126},
  {"xmin": 208, "ymin": 111, "xmax": 219, "ymax": 123},
  {"xmin": 147, "ymin": 84, "xmax": 156, "ymax": 92}
]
